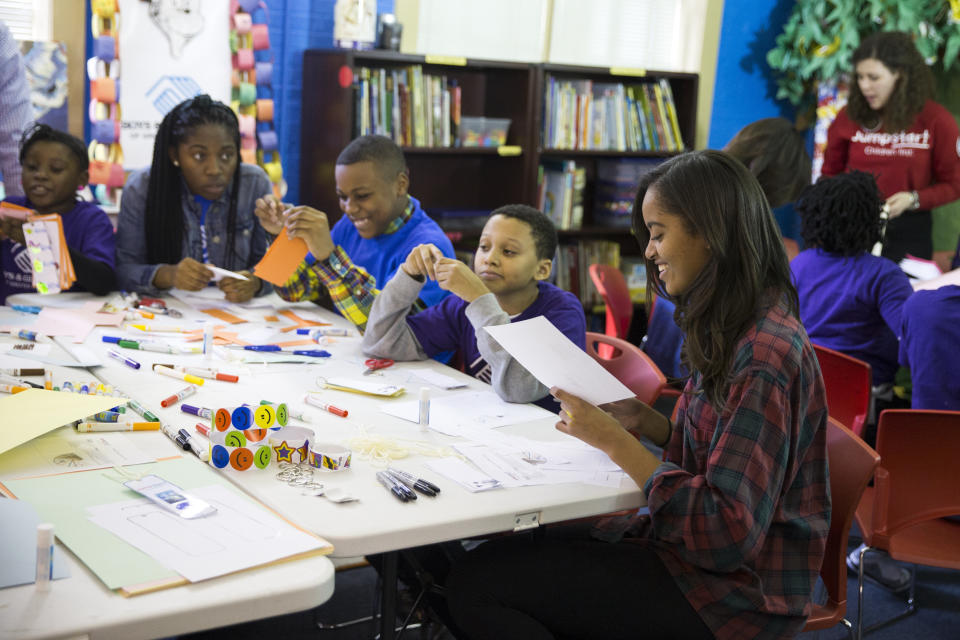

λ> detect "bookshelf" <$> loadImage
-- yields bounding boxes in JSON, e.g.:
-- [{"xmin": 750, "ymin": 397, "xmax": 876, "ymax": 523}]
[{"xmin": 299, "ymin": 50, "xmax": 698, "ymax": 307}]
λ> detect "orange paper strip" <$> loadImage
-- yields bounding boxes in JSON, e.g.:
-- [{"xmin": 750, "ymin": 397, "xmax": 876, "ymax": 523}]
[
  {"xmin": 200, "ymin": 308, "xmax": 247, "ymax": 324},
  {"xmin": 253, "ymin": 232, "xmax": 309, "ymax": 286}
]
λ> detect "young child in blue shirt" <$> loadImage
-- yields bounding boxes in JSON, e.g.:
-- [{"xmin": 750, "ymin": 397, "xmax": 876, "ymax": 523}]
[
  {"xmin": 362, "ymin": 204, "xmax": 586, "ymax": 410},
  {"xmin": 791, "ymin": 170, "xmax": 914, "ymax": 387},
  {"xmin": 1, "ymin": 124, "xmax": 115, "ymax": 303}
]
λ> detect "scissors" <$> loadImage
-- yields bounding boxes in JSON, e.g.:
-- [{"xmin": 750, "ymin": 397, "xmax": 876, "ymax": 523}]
[{"xmin": 363, "ymin": 358, "xmax": 394, "ymax": 375}]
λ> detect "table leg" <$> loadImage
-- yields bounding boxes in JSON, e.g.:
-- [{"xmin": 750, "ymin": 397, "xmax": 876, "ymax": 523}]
[{"xmin": 379, "ymin": 550, "xmax": 398, "ymax": 640}]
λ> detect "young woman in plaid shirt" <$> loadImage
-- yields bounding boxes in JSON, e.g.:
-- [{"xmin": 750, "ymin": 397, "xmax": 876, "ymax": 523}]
[{"xmin": 446, "ymin": 150, "xmax": 831, "ymax": 640}]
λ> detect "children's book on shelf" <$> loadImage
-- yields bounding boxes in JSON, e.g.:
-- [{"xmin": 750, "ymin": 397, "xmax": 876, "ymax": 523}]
[
  {"xmin": 537, "ymin": 160, "xmax": 584, "ymax": 230},
  {"xmin": 594, "ymin": 158, "xmax": 660, "ymax": 228},
  {"xmin": 0, "ymin": 202, "xmax": 76, "ymax": 294}
]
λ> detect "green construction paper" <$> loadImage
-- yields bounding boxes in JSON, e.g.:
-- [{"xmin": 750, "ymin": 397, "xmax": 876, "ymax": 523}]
[{"xmin": 4, "ymin": 457, "xmax": 251, "ymax": 590}]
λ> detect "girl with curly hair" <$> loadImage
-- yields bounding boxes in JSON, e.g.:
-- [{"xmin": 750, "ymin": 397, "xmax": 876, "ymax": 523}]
[{"xmin": 821, "ymin": 30, "xmax": 960, "ymax": 262}]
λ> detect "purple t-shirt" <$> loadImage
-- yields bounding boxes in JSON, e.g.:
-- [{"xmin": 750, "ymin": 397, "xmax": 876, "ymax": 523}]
[
  {"xmin": 899, "ymin": 285, "xmax": 960, "ymax": 410},
  {"xmin": 1, "ymin": 196, "xmax": 115, "ymax": 303},
  {"xmin": 791, "ymin": 249, "xmax": 913, "ymax": 385},
  {"xmin": 407, "ymin": 280, "xmax": 586, "ymax": 409}
]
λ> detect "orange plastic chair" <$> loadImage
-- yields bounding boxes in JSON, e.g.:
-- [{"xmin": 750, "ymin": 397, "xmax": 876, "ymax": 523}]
[
  {"xmin": 585, "ymin": 331, "xmax": 666, "ymax": 405},
  {"xmin": 588, "ymin": 263, "xmax": 632, "ymax": 340},
  {"xmin": 802, "ymin": 418, "xmax": 880, "ymax": 637},
  {"xmin": 853, "ymin": 409, "xmax": 960, "ymax": 639},
  {"xmin": 813, "ymin": 344, "xmax": 872, "ymax": 437}
]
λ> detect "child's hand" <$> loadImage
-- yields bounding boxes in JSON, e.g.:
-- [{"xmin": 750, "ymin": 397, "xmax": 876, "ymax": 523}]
[
  {"xmin": 173, "ymin": 257, "xmax": 214, "ymax": 291},
  {"xmin": 218, "ymin": 271, "xmax": 260, "ymax": 302},
  {"xmin": 0, "ymin": 217, "xmax": 25, "ymax": 245},
  {"xmin": 254, "ymin": 195, "xmax": 289, "ymax": 235},
  {"xmin": 283, "ymin": 206, "xmax": 334, "ymax": 260},
  {"xmin": 435, "ymin": 257, "xmax": 489, "ymax": 302},
  {"xmin": 402, "ymin": 243, "xmax": 445, "ymax": 279}
]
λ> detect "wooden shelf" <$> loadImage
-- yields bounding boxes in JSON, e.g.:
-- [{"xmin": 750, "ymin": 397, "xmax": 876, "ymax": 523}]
[{"xmin": 539, "ymin": 148, "xmax": 682, "ymax": 158}]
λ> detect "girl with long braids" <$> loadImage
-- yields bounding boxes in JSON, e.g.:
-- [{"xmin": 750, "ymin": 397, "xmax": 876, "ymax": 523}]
[
  {"xmin": 116, "ymin": 94, "xmax": 271, "ymax": 302},
  {"xmin": 821, "ymin": 31, "xmax": 960, "ymax": 262}
]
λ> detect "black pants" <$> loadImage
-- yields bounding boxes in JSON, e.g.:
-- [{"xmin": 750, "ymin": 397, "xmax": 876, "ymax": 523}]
[
  {"xmin": 882, "ymin": 210, "xmax": 932, "ymax": 262},
  {"xmin": 445, "ymin": 535, "xmax": 713, "ymax": 640}
]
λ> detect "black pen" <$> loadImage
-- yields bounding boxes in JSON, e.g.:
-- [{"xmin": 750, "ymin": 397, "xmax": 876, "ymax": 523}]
[
  {"xmin": 376, "ymin": 471, "xmax": 415, "ymax": 502},
  {"xmin": 387, "ymin": 468, "xmax": 440, "ymax": 497}
]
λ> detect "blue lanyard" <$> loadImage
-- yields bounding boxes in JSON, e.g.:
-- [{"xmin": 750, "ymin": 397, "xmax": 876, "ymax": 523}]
[{"xmin": 194, "ymin": 195, "xmax": 213, "ymax": 265}]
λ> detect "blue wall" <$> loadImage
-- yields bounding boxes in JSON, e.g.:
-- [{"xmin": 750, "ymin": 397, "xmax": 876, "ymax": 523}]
[
  {"xmin": 707, "ymin": 0, "xmax": 798, "ymax": 149},
  {"xmin": 266, "ymin": 0, "xmax": 394, "ymax": 203}
]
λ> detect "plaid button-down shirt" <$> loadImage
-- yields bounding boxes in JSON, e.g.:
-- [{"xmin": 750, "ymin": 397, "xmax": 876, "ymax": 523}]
[
  {"xmin": 275, "ymin": 200, "xmax": 422, "ymax": 332},
  {"xmin": 631, "ymin": 299, "xmax": 830, "ymax": 639}
]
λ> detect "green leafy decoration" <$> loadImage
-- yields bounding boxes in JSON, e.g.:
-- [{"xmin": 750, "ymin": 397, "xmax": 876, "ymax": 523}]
[{"xmin": 767, "ymin": 0, "xmax": 960, "ymax": 113}]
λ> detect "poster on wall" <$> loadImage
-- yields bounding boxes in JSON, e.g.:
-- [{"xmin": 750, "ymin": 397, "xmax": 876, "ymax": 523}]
[
  {"xmin": 21, "ymin": 41, "xmax": 69, "ymax": 132},
  {"xmin": 118, "ymin": 0, "xmax": 231, "ymax": 170}
]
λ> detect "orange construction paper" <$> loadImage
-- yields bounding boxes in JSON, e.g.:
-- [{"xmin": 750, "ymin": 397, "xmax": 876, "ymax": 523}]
[
  {"xmin": 200, "ymin": 308, "xmax": 247, "ymax": 324},
  {"xmin": 277, "ymin": 309, "xmax": 329, "ymax": 333},
  {"xmin": 253, "ymin": 231, "xmax": 308, "ymax": 286}
]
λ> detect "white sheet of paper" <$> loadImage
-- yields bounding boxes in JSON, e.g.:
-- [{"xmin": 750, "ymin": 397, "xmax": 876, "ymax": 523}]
[
  {"xmin": 483, "ymin": 317, "xmax": 633, "ymax": 405},
  {"xmin": 380, "ymin": 390, "xmax": 555, "ymax": 434},
  {"xmin": 425, "ymin": 457, "xmax": 502, "ymax": 492},
  {"xmin": 899, "ymin": 257, "xmax": 941, "ymax": 281},
  {"xmin": 412, "ymin": 369, "xmax": 469, "ymax": 389},
  {"xmin": 87, "ymin": 484, "xmax": 325, "ymax": 582}
]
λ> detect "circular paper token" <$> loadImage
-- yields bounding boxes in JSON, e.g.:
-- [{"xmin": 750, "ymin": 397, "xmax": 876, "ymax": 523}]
[
  {"xmin": 211, "ymin": 444, "xmax": 230, "ymax": 469},
  {"xmin": 232, "ymin": 406, "xmax": 252, "ymax": 430},
  {"xmin": 215, "ymin": 408, "xmax": 232, "ymax": 431},
  {"xmin": 225, "ymin": 431, "xmax": 247, "ymax": 448},
  {"xmin": 254, "ymin": 404, "xmax": 275, "ymax": 428},
  {"xmin": 244, "ymin": 428, "xmax": 268, "ymax": 443},
  {"xmin": 231, "ymin": 447, "xmax": 253, "ymax": 471},
  {"xmin": 274, "ymin": 403, "xmax": 288, "ymax": 426},
  {"xmin": 254, "ymin": 446, "xmax": 272, "ymax": 469}
]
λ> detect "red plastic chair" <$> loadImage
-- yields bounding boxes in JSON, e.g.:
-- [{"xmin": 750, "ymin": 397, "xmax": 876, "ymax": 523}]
[
  {"xmin": 802, "ymin": 418, "xmax": 880, "ymax": 636},
  {"xmin": 782, "ymin": 237, "xmax": 800, "ymax": 262},
  {"xmin": 853, "ymin": 409, "xmax": 960, "ymax": 639},
  {"xmin": 588, "ymin": 263, "xmax": 632, "ymax": 340},
  {"xmin": 813, "ymin": 344, "xmax": 872, "ymax": 437},
  {"xmin": 585, "ymin": 331, "xmax": 666, "ymax": 405}
]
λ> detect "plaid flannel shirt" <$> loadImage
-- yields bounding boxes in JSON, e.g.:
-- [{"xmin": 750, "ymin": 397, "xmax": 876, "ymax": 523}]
[
  {"xmin": 275, "ymin": 200, "xmax": 421, "ymax": 332},
  {"xmin": 629, "ymin": 299, "xmax": 830, "ymax": 640}
]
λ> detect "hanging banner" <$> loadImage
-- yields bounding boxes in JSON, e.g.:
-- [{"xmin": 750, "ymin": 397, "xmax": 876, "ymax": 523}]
[{"xmin": 118, "ymin": 0, "xmax": 231, "ymax": 170}]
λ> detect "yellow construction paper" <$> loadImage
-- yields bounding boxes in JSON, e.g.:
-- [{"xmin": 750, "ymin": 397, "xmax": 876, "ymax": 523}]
[{"xmin": 0, "ymin": 389, "xmax": 124, "ymax": 455}]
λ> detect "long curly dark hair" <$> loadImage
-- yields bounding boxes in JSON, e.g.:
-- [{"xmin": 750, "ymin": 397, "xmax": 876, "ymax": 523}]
[
  {"xmin": 848, "ymin": 31, "xmax": 934, "ymax": 133},
  {"xmin": 632, "ymin": 150, "xmax": 798, "ymax": 411},
  {"xmin": 797, "ymin": 170, "xmax": 883, "ymax": 256},
  {"xmin": 144, "ymin": 94, "xmax": 242, "ymax": 268}
]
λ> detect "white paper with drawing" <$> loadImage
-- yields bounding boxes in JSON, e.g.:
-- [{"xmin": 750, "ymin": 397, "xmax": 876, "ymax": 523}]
[
  {"xmin": 483, "ymin": 316, "xmax": 633, "ymax": 405},
  {"xmin": 380, "ymin": 390, "xmax": 554, "ymax": 435},
  {"xmin": 87, "ymin": 484, "xmax": 324, "ymax": 582}
]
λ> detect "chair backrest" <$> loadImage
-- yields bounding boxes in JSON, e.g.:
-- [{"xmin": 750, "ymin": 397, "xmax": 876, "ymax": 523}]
[
  {"xmin": 588, "ymin": 263, "xmax": 632, "ymax": 340},
  {"xmin": 782, "ymin": 237, "xmax": 800, "ymax": 262},
  {"xmin": 585, "ymin": 331, "xmax": 666, "ymax": 405},
  {"xmin": 812, "ymin": 343, "xmax": 871, "ymax": 437},
  {"xmin": 821, "ymin": 417, "xmax": 880, "ymax": 616},
  {"xmin": 872, "ymin": 409, "xmax": 960, "ymax": 541}
]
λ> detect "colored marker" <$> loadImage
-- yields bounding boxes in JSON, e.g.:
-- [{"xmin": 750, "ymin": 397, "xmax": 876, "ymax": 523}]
[
  {"xmin": 195, "ymin": 422, "xmax": 211, "ymax": 437},
  {"xmin": 180, "ymin": 403, "xmax": 213, "ymax": 419},
  {"xmin": 126, "ymin": 323, "xmax": 189, "ymax": 333},
  {"xmin": 243, "ymin": 344, "xmax": 281, "ymax": 352},
  {"xmin": 419, "ymin": 387, "xmax": 430, "ymax": 432},
  {"xmin": 107, "ymin": 349, "xmax": 141, "ymax": 370},
  {"xmin": 376, "ymin": 471, "xmax": 416, "ymax": 502},
  {"xmin": 160, "ymin": 384, "xmax": 197, "ymax": 408},
  {"xmin": 44, "ymin": 370, "xmax": 52, "ymax": 390},
  {"xmin": 153, "ymin": 365, "xmax": 204, "ymax": 386},
  {"xmin": 0, "ymin": 367, "xmax": 44, "ymax": 376},
  {"xmin": 303, "ymin": 393, "xmax": 348, "ymax": 417},
  {"xmin": 117, "ymin": 338, "xmax": 179, "ymax": 354},
  {"xmin": 0, "ymin": 383, "xmax": 30, "ymax": 394},
  {"xmin": 61, "ymin": 381, "xmax": 74, "ymax": 393},
  {"xmin": 86, "ymin": 410, "xmax": 123, "ymax": 423},
  {"xmin": 12, "ymin": 304, "xmax": 42, "ymax": 314},
  {"xmin": 16, "ymin": 329, "xmax": 51, "ymax": 343},
  {"xmin": 75, "ymin": 421, "xmax": 161, "ymax": 432},
  {"xmin": 178, "ymin": 428, "xmax": 210, "ymax": 461},
  {"xmin": 387, "ymin": 468, "xmax": 441, "ymax": 497},
  {"xmin": 297, "ymin": 327, "xmax": 350, "ymax": 337},
  {"xmin": 292, "ymin": 349, "xmax": 332, "ymax": 358},
  {"xmin": 0, "ymin": 374, "xmax": 41, "ymax": 389},
  {"xmin": 126, "ymin": 398, "xmax": 159, "ymax": 422},
  {"xmin": 181, "ymin": 366, "xmax": 239, "ymax": 383},
  {"xmin": 35, "ymin": 524, "xmax": 53, "ymax": 591}
]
